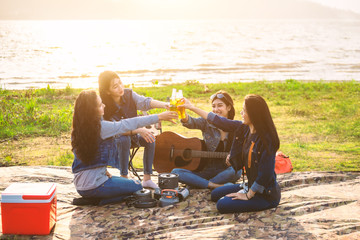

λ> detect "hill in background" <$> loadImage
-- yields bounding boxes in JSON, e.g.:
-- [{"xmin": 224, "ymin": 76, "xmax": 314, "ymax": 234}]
[{"xmin": 0, "ymin": 0, "xmax": 359, "ymax": 20}]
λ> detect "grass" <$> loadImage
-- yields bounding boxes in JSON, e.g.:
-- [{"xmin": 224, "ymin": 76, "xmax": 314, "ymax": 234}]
[
  {"xmin": 0, "ymin": 80, "xmax": 359, "ymax": 172},
  {"xmin": 0, "ymin": 84, "xmax": 77, "ymax": 139}
]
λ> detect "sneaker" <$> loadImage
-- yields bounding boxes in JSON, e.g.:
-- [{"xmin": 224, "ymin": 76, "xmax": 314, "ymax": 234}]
[
  {"xmin": 142, "ymin": 179, "xmax": 159, "ymax": 189},
  {"xmin": 237, "ymin": 189, "xmax": 247, "ymax": 193}
]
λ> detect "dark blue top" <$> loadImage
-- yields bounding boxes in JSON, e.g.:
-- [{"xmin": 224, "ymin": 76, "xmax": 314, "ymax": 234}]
[
  {"xmin": 72, "ymin": 135, "xmax": 130, "ymax": 173},
  {"xmin": 207, "ymin": 112, "xmax": 277, "ymax": 194}
]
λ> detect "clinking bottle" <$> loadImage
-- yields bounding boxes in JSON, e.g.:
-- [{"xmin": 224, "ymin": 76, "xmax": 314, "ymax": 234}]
[
  {"xmin": 170, "ymin": 88, "xmax": 177, "ymax": 112},
  {"xmin": 176, "ymin": 90, "xmax": 186, "ymax": 119}
]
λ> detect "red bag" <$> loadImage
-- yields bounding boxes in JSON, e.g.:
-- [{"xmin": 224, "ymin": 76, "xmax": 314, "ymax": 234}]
[{"xmin": 275, "ymin": 151, "xmax": 293, "ymax": 174}]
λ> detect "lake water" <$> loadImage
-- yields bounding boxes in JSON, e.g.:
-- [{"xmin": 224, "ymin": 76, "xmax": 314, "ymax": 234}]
[{"xmin": 0, "ymin": 19, "xmax": 359, "ymax": 89}]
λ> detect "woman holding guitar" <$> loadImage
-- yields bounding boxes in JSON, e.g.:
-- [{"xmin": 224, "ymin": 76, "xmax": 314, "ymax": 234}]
[
  {"xmin": 99, "ymin": 71, "xmax": 169, "ymax": 189},
  {"xmin": 171, "ymin": 91, "xmax": 242, "ymax": 189},
  {"xmin": 182, "ymin": 94, "xmax": 281, "ymax": 213}
]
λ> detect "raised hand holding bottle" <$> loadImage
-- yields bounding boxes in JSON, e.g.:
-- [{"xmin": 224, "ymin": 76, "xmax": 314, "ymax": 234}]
[{"xmin": 176, "ymin": 90, "xmax": 186, "ymax": 119}]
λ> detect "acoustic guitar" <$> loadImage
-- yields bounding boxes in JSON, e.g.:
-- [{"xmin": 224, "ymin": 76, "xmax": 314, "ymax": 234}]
[{"xmin": 153, "ymin": 131, "xmax": 229, "ymax": 173}]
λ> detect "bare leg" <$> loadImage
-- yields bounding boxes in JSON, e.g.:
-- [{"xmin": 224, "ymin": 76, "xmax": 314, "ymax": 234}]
[
  {"xmin": 208, "ymin": 181, "xmax": 223, "ymax": 189},
  {"xmin": 143, "ymin": 174, "xmax": 151, "ymax": 181},
  {"xmin": 142, "ymin": 174, "xmax": 159, "ymax": 189}
]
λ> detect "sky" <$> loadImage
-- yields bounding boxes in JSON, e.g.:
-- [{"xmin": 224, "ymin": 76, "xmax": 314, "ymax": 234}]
[
  {"xmin": 308, "ymin": 0, "xmax": 360, "ymax": 14},
  {"xmin": 0, "ymin": 0, "xmax": 359, "ymax": 19}
]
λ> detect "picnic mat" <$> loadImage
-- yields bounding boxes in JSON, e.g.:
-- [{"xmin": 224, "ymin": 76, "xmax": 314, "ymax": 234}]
[{"xmin": 0, "ymin": 166, "xmax": 359, "ymax": 239}]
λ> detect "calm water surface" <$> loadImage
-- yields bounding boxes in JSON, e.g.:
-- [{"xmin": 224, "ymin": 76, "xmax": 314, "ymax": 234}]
[{"xmin": 0, "ymin": 19, "xmax": 359, "ymax": 89}]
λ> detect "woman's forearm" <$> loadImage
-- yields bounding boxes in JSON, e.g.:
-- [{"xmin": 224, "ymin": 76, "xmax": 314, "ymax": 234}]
[
  {"xmin": 150, "ymin": 100, "xmax": 167, "ymax": 109},
  {"xmin": 247, "ymin": 189, "xmax": 256, "ymax": 199},
  {"xmin": 180, "ymin": 113, "xmax": 189, "ymax": 123},
  {"xmin": 100, "ymin": 115, "xmax": 159, "ymax": 139},
  {"xmin": 123, "ymin": 128, "xmax": 143, "ymax": 136},
  {"xmin": 188, "ymin": 105, "xmax": 209, "ymax": 120}
]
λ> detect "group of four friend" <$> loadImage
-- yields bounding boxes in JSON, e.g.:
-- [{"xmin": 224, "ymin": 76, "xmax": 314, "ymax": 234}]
[{"xmin": 71, "ymin": 70, "xmax": 281, "ymax": 213}]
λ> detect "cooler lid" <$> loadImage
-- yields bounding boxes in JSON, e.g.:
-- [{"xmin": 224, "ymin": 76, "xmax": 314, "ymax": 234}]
[{"xmin": 1, "ymin": 183, "xmax": 56, "ymax": 203}]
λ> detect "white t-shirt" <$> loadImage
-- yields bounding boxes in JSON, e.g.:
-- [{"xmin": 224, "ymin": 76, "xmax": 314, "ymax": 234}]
[{"xmin": 73, "ymin": 166, "xmax": 108, "ymax": 191}]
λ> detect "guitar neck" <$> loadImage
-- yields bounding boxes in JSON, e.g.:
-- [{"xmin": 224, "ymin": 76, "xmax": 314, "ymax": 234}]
[{"xmin": 191, "ymin": 150, "xmax": 228, "ymax": 159}]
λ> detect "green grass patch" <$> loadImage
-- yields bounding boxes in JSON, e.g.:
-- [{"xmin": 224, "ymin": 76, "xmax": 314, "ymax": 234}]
[
  {"xmin": 1, "ymin": 80, "xmax": 359, "ymax": 171},
  {"xmin": 0, "ymin": 85, "xmax": 80, "ymax": 139},
  {"xmin": 47, "ymin": 150, "xmax": 74, "ymax": 166}
]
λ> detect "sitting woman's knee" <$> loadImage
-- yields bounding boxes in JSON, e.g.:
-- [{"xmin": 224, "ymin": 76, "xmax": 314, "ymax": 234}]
[
  {"xmin": 211, "ymin": 188, "xmax": 223, "ymax": 202},
  {"xmin": 171, "ymin": 168, "xmax": 184, "ymax": 175},
  {"xmin": 216, "ymin": 198, "xmax": 226, "ymax": 213},
  {"xmin": 216, "ymin": 198, "xmax": 232, "ymax": 213}
]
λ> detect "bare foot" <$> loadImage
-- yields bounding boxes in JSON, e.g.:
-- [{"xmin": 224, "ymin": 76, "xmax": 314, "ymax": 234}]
[{"xmin": 208, "ymin": 181, "xmax": 223, "ymax": 189}]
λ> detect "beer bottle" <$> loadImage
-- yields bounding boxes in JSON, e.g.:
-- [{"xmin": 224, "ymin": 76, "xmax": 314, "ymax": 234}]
[
  {"xmin": 169, "ymin": 88, "xmax": 177, "ymax": 112},
  {"xmin": 176, "ymin": 90, "xmax": 186, "ymax": 119}
]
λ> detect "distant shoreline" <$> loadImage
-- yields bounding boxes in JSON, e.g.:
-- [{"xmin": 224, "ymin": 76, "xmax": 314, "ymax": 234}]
[
  {"xmin": 2, "ymin": 19, "xmax": 359, "ymax": 89},
  {"xmin": 2, "ymin": 79, "xmax": 359, "ymax": 91},
  {"xmin": 1, "ymin": 0, "xmax": 360, "ymax": 20}
]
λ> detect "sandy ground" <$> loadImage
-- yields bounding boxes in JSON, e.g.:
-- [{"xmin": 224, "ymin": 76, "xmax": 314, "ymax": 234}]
[{"xmin": 0, "ymin": 166, "xmax": 359, "ymax": 239}]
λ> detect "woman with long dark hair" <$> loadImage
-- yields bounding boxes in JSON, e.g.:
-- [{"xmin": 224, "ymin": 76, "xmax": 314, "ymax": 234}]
[
  {"xmin": 98, "ymin": 71, "xmax": 169, "ymax": 189},
  {"xmin": 71, "ymin": 90, "xmax": 176, "ymax": 205},
  {"xmin": 171, "ymin": 90, "xmax": 242, "ymax": 189},
  {"xmin": 182, "ymin": 94, "xmax": 281, "ymax": 213}
]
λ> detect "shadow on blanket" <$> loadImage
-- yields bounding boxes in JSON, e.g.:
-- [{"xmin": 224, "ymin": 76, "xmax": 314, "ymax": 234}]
[{"xmin": 0, "ymin": 166, "xmax": 359, "ymax": 239}]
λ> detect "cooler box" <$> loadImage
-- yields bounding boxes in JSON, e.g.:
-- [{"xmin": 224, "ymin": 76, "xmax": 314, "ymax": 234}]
[{"xmin": 1, "ymin": 183, "xmax": 57, "ymax": 235}]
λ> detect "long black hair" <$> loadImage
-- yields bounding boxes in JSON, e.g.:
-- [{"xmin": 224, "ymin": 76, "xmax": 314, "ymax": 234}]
[
  {"xmin": 245, "ymin": 94, "xmax": 280, "ymax": 153},
  {"xmin": 71, "ymin": 90, "xmax": 101, "ymax": 164},
  {"xmin": 98, "ymin": 70, "xmax": 120, "ymax": 120}
]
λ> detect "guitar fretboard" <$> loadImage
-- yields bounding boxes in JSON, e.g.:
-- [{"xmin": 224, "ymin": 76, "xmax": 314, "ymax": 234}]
[
  {"xmin": 173, "ymin": 149, "xmax": 228, "ymax": 159},
  {"xmin": 192, "ymin": 150, "xmax": 228, "ymax": 159}
]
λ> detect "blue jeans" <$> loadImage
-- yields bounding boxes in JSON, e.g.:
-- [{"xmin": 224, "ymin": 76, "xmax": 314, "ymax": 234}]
[
  {"xmin": 211, "ymin": 182, "xmax": 281, "ymax": 213},
  {"xmin": 77, "ymin": 176, "xmax": 142, "ymax": 205},
  {"xmin": 119, "ymin": 135, "xmax": 155, "ymax": 176},
  {"xmin": 171, "ymin": 166, "xmax": 242, "ymax": 189}
]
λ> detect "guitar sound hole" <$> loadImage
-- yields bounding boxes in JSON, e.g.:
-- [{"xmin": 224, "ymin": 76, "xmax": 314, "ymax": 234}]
[{"xmin": 174, "ymin": 156, "xmax": 192, "ymax": 167}]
